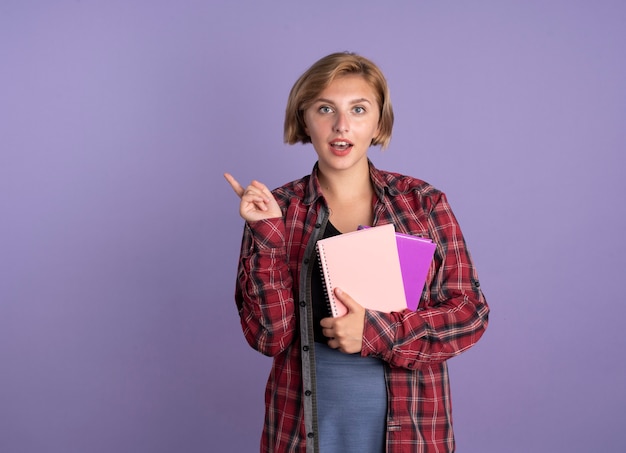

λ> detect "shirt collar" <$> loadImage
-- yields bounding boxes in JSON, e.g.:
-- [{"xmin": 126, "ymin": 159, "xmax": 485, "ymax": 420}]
[{"xmin": 303, "ymin": 159, "xmax": 399, "ymax": 206}]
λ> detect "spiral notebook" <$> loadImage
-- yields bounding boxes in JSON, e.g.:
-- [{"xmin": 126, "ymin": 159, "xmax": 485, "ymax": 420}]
[{"xmin": 315, "ymin": 223, "xmax": 407, "ymax": 317}]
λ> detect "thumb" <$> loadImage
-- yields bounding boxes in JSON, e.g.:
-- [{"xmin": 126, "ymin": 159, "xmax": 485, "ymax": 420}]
[{"xmin": 334, "ymin": 288, "xmax": 363, "ymax": 313}]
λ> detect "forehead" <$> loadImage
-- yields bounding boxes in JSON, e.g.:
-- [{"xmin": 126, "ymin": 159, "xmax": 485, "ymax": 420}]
[{"xmin": 316, "ymin": 74, "xmax": 378, "ymax": 102}]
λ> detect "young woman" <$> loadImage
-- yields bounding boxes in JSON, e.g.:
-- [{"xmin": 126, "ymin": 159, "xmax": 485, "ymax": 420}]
[{"xmin": 224, "ymin": 52, "xmax": 489, "ymax": 453}]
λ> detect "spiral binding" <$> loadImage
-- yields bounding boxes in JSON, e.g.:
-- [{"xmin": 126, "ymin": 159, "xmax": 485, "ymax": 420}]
[{"xmin": 315, "ymin": 242, "xmax": 339, "ymax": 317}]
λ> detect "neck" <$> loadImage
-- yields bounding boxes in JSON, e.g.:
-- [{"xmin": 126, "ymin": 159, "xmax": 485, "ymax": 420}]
[{"xmin": 317, "ymin": 162, "xmax": 373, "ymax": 203}]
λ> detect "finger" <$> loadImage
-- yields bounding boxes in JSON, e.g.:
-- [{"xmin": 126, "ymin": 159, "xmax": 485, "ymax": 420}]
[
  {"xmin": 241, "ymin": 187, "xmax": 271, "ymax": 211},
  {"xmin": 252, "ymin": 199, "xmax": 269, "ymax": 212},
  {"xmin": 250, "ymin": 180, "xmax": 273, "ymax": 198},
  {"xmin": 243, "ymin": 185, "xmax": 270, "ymax": 203},
  {"xmin": 223, "ymin": 173, "xmax": 245, "ymax": 198},
  {"xmin": 335, "ymin": 288, "xmax": 363, "ymax": 313},
  {"xmin": 333, "ymin": 287, "xmax": 356, "ymax": 312}
]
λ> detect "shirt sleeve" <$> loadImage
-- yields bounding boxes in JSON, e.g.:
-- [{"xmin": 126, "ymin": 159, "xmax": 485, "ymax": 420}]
[
  {"xmin": 234, "ymin": 217, "xmax": 298, "ymax": 357},
  {"xmin": 360, "ymin": 192, "xmax": 489, "ymax": 369}
]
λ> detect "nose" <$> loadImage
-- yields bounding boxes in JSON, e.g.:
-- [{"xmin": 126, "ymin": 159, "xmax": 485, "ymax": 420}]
[{"xmin": 333, "ymin": 112, "xmax": 349, "ymax": 133}]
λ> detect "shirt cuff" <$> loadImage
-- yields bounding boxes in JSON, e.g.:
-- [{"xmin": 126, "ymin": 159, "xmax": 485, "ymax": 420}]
[
  {"xmin": 361, "ymin": 310, "xmax": 397, "ymax": 361},
  {"xmin": 247, "ymin": 217, "xmax": 286, "ymax": 251}
]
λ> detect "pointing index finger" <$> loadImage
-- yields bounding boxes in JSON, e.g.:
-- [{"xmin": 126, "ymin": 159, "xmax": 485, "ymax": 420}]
[{"xmin": 223, "ymin": 173, "xmax": 244, "ymax": 198}]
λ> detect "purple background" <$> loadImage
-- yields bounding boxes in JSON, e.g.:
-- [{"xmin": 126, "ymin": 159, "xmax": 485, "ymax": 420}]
[{"xmin": 1, "ymin": 1, "xmax": 625, "ymax": 452}]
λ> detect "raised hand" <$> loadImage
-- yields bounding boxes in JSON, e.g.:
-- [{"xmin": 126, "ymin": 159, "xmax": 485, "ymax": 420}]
[{"xmin": 224, "ymin": 173, "xmax": 282, "ymax": 222}]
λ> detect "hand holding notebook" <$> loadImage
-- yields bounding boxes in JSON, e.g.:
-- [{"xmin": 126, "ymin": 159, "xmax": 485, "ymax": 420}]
[{"xmin": 319, "ymin": 287, "xmax": 367, "ymax": 353}]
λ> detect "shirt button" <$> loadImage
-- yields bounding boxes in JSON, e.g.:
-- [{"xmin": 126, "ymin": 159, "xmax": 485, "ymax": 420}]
[
  {"xmin": 300, "ymin": 301, "xmax": 306, "ymax": 307},
  {"xmin": 302, "ymin": 345, "xmax": 309, "ymax": 352},
  {"xmin": 303, "ymin": 258, "xmax": 309, "ymax": 265},
  {"xmin": 305, "ymin": 390, "xmax": 312, "ymax": 396},
  {"xmin": 307, "ymin": 432, "xmax": 314, "ymax": 438},
  {"xmin": 315, "ymin": 223, "xmax": 321, "ymax": 228}
]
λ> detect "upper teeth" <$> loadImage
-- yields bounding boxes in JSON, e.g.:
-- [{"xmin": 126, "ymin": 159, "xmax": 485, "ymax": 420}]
[{"xmin": 335, "ymin": 141, "xmax": 348, "ymax": 146}]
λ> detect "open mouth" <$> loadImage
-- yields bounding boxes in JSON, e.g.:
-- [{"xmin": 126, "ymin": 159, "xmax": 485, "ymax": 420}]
[{"xmin": 330, "ymin": 140, "xmax": 353, "ymax": 152}]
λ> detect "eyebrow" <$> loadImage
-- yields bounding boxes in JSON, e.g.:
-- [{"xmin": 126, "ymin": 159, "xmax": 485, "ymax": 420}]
[{"xmin": 314, "ymin": 97, "xmax": 373, "ymax": 105}]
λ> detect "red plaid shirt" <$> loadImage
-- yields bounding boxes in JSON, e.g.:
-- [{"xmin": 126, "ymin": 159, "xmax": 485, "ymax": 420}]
[{"xmin": 234, "ymin": 161, "xmax": 489, "ymax": 452}]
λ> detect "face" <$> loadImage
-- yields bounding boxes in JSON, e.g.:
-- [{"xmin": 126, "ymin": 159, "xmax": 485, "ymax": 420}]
[{"xmin": 304, "ymin": 74, "xmax": 380, "ymax": 175}]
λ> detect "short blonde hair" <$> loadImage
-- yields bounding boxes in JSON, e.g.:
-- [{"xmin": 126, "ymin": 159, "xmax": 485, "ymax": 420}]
[{"xmin": 284, "ymin": 52, "xmax": 394, "ymax": 149}]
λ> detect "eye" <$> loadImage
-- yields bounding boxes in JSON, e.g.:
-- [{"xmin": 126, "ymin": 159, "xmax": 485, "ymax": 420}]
[
  {"xmin": 319, "ymin": 105, "xmax": 334, "ymax": 114},
  {"xmin": 353, "ymin": 106, "xmax": 366, "ymax": 114}
]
